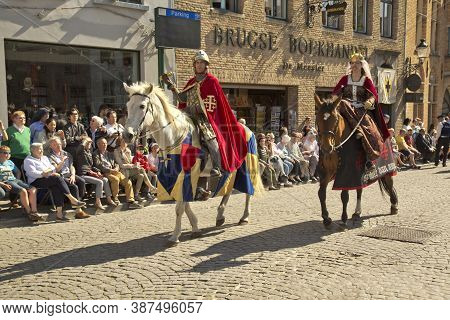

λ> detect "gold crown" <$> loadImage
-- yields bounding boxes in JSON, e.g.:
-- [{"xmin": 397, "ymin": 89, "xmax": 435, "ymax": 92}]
[{"xmin": 349, "ymin": 52, "xmax": 365, "ymax": 61}]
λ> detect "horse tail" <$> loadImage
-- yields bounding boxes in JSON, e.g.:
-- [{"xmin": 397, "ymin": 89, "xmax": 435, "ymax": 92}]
[{"xmin": 378, "ymin": 175, "xmax": 396, "ymax": 201}]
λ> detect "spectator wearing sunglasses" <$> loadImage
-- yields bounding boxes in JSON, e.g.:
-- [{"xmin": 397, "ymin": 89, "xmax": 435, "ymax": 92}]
[
  {"xmin": 0, "ymin": 145, "xmax": 44, "ymax": 221},
  {"xmin": 63, "ymin": 107, "xmax": 87, "ymax": 159}
]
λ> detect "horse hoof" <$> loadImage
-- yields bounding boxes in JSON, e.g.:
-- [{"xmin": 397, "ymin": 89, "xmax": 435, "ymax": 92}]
[
  {"xmin": 339, "ymin": 220, "xmax": 348, "ymax": 228},
  {"xmin": 351, "ymin": 214, "xmax": 361, "ymax": 226},
  {"xmin": 216, "ymin": 218, "xmax": 225, "ymax": 227},
  {"xmin": 323, "ymin": 218, "xmax": 333, "ymax": 229},
  {"xmin": 166, "ymin": 240, "xmax": 179, "ymax": 248},
  {"xmin": 191, "ymin": 231, "xmax": 202, "ymax": 239},
  {"xmin": 238, "ymin": 219, "xmax": 248, "ymax": 225},
  {"xmin": 390, "ymin": 207, "xmax": 398, "ymax": 215}
]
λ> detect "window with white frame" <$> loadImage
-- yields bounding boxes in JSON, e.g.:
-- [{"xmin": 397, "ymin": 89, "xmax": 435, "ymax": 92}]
[
  {"xmin": 265, "ymin": 0, "xmax": 287, "ymax": 20},
  {"xmin": 380, "ymin": 0, "xmax": 393, "ymax": 37},
  {"xmin": 322, "ymin": 1, "xmax": 340, "ymax": 29},
  {"xmin": 353, "ymin": 0, "xmax": 367, "ymax": 33},
  {"xmin": 211, "ymin": 0, "xmax": 241, "ymax": 13}
]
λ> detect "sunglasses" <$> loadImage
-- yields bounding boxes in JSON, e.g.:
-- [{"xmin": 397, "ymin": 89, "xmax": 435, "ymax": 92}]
[{"xmin": 0, "ymin": 151, "xmax": 10, "ymax": 155}]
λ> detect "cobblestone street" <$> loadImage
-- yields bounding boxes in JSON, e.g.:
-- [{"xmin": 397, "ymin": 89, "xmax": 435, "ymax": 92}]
[{"xmin": 0, "ymin": 166, "xmax": 449, "ymax": 300}]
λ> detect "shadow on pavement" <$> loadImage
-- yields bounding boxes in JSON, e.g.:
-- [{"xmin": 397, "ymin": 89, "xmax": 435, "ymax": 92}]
[
  {"xmin": 0, "ymin": 231, "xmax": 175, "ymax": 283},
  {"xmin": 0, "ymin": 221, "xmax": 239, "ymax": 283},
  {"xmin": 433, "ymin": 169, "xmax": 450, "ymax": 174},
  {"xmin": 189, "ymin": 220, "xmax": 342, "ymax": 273}
]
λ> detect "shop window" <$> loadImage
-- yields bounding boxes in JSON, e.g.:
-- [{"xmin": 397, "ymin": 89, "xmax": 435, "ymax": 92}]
[
  {"xmin": 4, "ymin": 40, "xmax": 139, "ymax": 122},
  {"xmin": 211, "ymin": 0, "xmax": 242, "ymax": 13},
  {"xmin": 265, "ymin": 0, "xmax": 287, "ymax": 20},
  {"xmin": 322, "ymin": 1, "xmax": 341, "ymax": 30},
  {"xmin": 353, "ymin": 0, "xmax": 367, "ymax": 34},
  {"xmin": 380, "ymin": 0, "xmax": 393, "ymax": 38}
]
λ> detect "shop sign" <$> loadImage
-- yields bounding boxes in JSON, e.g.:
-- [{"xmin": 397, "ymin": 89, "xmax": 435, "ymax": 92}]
[
  {"xmin": 282, "ymin": 61, "xmax": 325, "ymax": 72},
  {"xmin": 289, "ymin": 35, "xmax": 368, "ymax": 60},
  {"xmin": 214, "ymin": 26, "xmax": 277, "ymax": 51},
  {"xmin": 212, "ymin": 25, "xmax": 369, "ymax": 60},
  {"xmin": 326, "ymin": 2, "xmax": 347, "ymax": 17}
]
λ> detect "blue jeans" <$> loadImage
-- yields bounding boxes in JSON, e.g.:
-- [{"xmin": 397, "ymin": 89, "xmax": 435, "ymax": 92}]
[
  {"xmin": 4, "ymin": 179, "xmax": 32, "ymax": 194},
  {"xmin": 0, "ymin": 187, "xmax": 5, "ymax": 199}
]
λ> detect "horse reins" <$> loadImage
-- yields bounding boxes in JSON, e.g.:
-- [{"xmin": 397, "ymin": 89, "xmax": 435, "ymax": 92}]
[
  {"xmin": 130, "ymin": 92, "xmax": 188, "ymax": 154},
  {"xmin": 320, "ymin": 107, "xmax": 368, "ymax": 152},
  {"xmin": 333, "ymin": 109, "xmax": 367, "ymax": 150}
]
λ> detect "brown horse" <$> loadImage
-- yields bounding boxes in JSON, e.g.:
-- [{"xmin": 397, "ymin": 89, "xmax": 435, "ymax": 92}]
[{"xmin": 315, "ymin": 94, "xmax": 398, "ymax": 228}]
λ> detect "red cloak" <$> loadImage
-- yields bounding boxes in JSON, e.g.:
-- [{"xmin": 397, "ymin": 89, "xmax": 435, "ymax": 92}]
[
  {"xmin": 333, "ymin": 75, "xmax": 390, "ymax": 141},
  {"xmin": 179, "ymin": 73, "xmax": 247, "ymax": 172}
]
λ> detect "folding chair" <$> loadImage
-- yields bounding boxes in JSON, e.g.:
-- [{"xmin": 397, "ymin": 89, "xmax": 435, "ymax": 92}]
[{"xmin": 21, "ymin": 164, "xmax": 56, "ymax": 211}]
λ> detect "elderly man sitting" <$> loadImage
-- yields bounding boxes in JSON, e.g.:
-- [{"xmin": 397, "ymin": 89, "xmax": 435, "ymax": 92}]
[
  {"xmin": 47, "ymin": 137, "xmax": 89, "ymax": 219},
  {"xmin": 24, "ymin": 143, "xmax": 86, "ymax": 221},
  {"xmin": 93, "ymin": 137, "xmax": 141, "ymax": 209}
]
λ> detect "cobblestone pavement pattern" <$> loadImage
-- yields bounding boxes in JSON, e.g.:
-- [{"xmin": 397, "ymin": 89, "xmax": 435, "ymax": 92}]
[{"xmin": 0, "ymin": 166, "xmax": 449, "ymax": 299}]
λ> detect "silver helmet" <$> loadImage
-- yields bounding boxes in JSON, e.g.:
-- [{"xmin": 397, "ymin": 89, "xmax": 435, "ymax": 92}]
[{"xmin": 193, "ymin": 50, "xmax": 210, "ymax": 64}]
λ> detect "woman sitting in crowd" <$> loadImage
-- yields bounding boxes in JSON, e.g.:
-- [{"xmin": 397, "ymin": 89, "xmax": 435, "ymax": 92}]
[
  {"xmin": 256, "ymin": 133, "xmax": 279, "ymax": 191},
  {"xmin": 0, "ymin": 145, "xmax": 44, "ymax": 221},
  {"xmin": 302, "ymin": 131, "xmax": 319, "ymax": 182},
  {"xmin": 388, "ymin": 128, "xmax": 407, "ymax": 169},
  {"xmin": 277, "ymin": 134, "xmax": 302, "ymax": 184},
  {"xmin": 47, "ymin": 137, "xmax": 89, "ymax": 219},
  {"xmin": 287, "ymin": 132, "xmax": 310, "ymax": 182},
  {"xmin": 114, "ymin": 137, "xmax": 156, "ymax": 201},
  {"xmin": 76, "ymin": 138, "xmax": 115, "ymax": 210},
  {"xmin": 2, "ymin": 111, "xmax": 30, "ymax": 173},
  {"xmin": 35, "ymin": 117, "xmax": 66, "ymax": 154},
  {"xmin": 24, "ymin": 143, "xmax": 86, "ymax": 221},
  {"xmin": 86, "ymin": 116, "xmax": 107, "ymax": 151},
  {"xmin": 266, "ymin": 132, "xmax": 293, "ymax": 187},
  {"xmin": 146, "ymin": 142, "xmax": 160, "ymax": 188}
]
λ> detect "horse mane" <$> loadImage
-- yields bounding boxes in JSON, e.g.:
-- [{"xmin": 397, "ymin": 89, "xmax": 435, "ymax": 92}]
[{"xmin": 127, "ymin": 81, "xmax": 181, "ymax": 126}]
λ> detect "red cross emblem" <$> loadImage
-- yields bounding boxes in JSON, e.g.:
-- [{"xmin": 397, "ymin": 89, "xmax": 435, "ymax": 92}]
[{"xmin": 203, "ymin": 95, "xmax": 217, "ymax": 113}]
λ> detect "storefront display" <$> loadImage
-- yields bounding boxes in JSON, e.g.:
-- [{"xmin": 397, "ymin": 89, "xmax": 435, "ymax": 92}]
[
  {"xmin": 223, "ymin": 86, "xmax": 287, "ymax": 133},
  {"xmin": 4, "ymin": 40, "xmax": 139, "ymax": 122}
]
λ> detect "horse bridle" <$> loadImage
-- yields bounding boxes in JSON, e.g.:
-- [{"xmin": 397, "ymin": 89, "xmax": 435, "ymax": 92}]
[
  {"xmin": 130, "ymin": 93, "xmax": 154, "ymax": 139},
  {"xmin": 129, "ymin": 92, "xmax": 187, "ymax": 153},
  {"xmin": 319, "ymin": 107, "xmax": 367, "ymax": 152}
]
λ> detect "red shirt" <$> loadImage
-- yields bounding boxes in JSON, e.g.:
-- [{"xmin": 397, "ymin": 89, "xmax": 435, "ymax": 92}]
[{"xmin": 132, "ymin": 151, "xmax": 150, "ymax": 171}]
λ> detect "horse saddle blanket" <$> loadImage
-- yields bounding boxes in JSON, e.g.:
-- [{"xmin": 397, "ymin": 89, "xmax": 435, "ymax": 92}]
[{"xmin": 332, "ymin": 136, "xmax": 396, "ymax": 190}]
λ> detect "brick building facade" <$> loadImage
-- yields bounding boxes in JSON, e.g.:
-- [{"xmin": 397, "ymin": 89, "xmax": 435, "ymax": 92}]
[
  {"xmin": 173, "ymin": 0, "xmax": 407, "ymax": 135},
  {"xmin": 404, "ymin": 0, "xmax": 449, "ymax": 130}
]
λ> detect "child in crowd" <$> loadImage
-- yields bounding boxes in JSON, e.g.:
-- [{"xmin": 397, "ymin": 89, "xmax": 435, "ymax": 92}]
[{"xmin": 0, "ymin": 145, "xmax": 45, "ymax": 221}]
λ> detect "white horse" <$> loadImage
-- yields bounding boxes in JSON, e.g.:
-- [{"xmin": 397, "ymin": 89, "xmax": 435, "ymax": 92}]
[{"xmin": 123, "ymin": 82, "xmax": 262, "ymax": 245}]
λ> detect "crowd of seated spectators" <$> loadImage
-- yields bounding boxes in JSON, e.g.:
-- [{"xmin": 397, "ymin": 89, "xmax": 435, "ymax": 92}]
[
  {"xmin": 256, "ymin": 123, "xmax": 320, "ymax": 191},
  {"xmin": 389, "ymin": 115, "xmax": 450, "ymax": 170},
  {"xmin": 0, "ymin": 106, "xmax": 158, "ymax": 223}
]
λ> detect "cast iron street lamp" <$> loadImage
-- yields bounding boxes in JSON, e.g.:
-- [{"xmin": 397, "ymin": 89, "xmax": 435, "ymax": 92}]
[{"xmin": 405, "ymin": 39, "xmax": 429, "ymax": 76}]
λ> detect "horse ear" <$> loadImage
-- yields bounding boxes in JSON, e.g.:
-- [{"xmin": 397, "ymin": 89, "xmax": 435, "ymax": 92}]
[
  {"xmin": 314, "ymin": 94, "xmax": 322, "ymax": 107},
  {"xmin": 143, "ymin": 83, "xmax": 153, "ymax": 96},
  {"xmin": 332, "ymin": 94, "xmax": 342, "ymax": 109},
  {"xmin": 123, "ymin": 82, "xmax": 131, "ymax": 95}
]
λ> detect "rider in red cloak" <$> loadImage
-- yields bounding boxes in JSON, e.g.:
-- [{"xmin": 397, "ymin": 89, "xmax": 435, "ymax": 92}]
[{"xmin": 169, "ymin": 50, "xmax": 247, "ymax": 175}]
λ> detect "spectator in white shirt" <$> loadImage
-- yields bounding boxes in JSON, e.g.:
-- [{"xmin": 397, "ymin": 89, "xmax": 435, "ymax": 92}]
[
  {"xmin": 24, "ymin": 143, "xmax": 86, "ymax": 221},
  {"xmin": 105, "ymin": 111, "xmax": 124, "ymax": 151}
]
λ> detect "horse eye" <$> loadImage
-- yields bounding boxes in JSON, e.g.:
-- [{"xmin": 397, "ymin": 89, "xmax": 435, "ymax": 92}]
[{"xmin": 139, "ymin": 105, "xmax": 145, "ymax": 110}]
